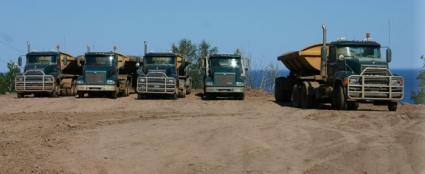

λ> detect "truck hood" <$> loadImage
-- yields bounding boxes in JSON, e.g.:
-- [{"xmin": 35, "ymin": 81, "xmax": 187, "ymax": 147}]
[
  {"xmin": 144, "ymin": 64, "xmax": 176, "ymax": 77},
  {"xmin": 346, "ymin": 58, "xmax": 388, "ymax": 75},
  {"xmin": 24, "ymin": 63, "xmax": 57, "ymax": 75}
]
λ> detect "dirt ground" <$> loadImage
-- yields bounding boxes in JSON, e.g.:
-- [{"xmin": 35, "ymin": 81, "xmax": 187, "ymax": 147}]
[{"xmin": 0, "ymin": 92, "xmax": 424, "ymax": 174}]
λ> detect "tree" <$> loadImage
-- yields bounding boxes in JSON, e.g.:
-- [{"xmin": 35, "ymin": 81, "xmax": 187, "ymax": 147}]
[
  {"xmin": 171, "ymin": 39, "xmax": 218, "ymax": 89},
  {"xmin": 0, "ymin": 61, "xmax": 21, "ymax": 94},
  {"xmin": 412, "ymin": 55, "xmax": 425, "ymax": 104}
]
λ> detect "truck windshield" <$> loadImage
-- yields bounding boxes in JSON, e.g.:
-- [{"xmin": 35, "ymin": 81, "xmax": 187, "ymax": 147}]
[
  {"xmin": 211, "ymin": 58, "xmax": 241, "ymax": 69},
  {"xmin": 27, "ymin": 55, "xmax": 57, "ymax": 64},
  {"xmin": 85, "ymin": 56, "xmax": 114, "ymax": 66},
  {"xmin": 145, "ymin": 57, "xmax": 175, "ymax": 65},
  {"xmin": 336, "ymin": 46, "xmax": 381, "ymax": 59}
]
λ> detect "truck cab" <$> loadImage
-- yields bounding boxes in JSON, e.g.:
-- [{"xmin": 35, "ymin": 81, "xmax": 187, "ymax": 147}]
[
  {"xmin": 327, "ymin": 40, "xmax": 403, "ymax": 109},
  {"xmin": 137, "ymin": 52, "xmax": 191, "ymax": 99},
  {"xmin": 15, "ymin": 51, "xmax": 80, "ymax": 97},
  {"xmin": 202, "ymin": 54, "xmax": 247, "ymax": 100},
  {"xmin": 76, "ymin": 52, "xmax": 134, "ymax": 98}
]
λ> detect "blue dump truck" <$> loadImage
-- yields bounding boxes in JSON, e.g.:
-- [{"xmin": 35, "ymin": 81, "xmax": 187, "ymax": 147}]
[
  {"xmin": 76, "ymin": 51, "xmax": 138, "ymax": 98},
  {"xmin": 15, "ymin": 47, "xmax": 82, "ymax": 98},
  {"xmin": 275, "ymin": 26, "xmax": 404, "ymax": 111},
  {"xmin": 136, "ymin": 52, "xmax": 192, "ymax": 99},
  {"xmin": 201, "ymin": 54, "xmax": 248, "ymax": 100}
]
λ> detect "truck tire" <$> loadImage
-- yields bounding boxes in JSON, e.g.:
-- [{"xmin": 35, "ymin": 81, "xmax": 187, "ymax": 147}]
[
  {"xmin": 388, "ymin": 102, "xmax": 398, "ymax": 112},
  {"xmin": 51, "ymin": 86, "xmax": 59, "ymax": 97},
  {"xmin": 275, "ymin": 78, "xmax": 284, "ymax": 102},
  {"xmin": 17, "ymin": 93, "xmax": 24, "ymax": 98},
  {"xmin": 300, "ymin": 84, "xmax": 313, "ymax": 109},
  {"xmin": 186, "ymin": 80, "xmax": 192, "ymax": 95},
  {"xmin": 291, "ymin": 84, "xmax": 301, "ymax": 108},
  {"xmin": 238, "ymin": 93, "xmax": 245, "ymax": 100},
  {"xmin": 347, "ymin": 102, "xmax": 359, "ymax": 110},
  {"xmin": 77, "ymin": 92, "xmax": 84, "ymax": 98},
  {"xmin": 123, "ymin": 81, "xmax": 130, "ymax": 97},
  {"xmin": 333, "ymin": 84, "xmax": 347, "ymax": 110},
  {"xmin": 137, "ymin": 93, "xmax": 145, "ymax": 99},
  {"xmin": 178, "ymin": 88, "xmax": 186, "ymax": 98}
]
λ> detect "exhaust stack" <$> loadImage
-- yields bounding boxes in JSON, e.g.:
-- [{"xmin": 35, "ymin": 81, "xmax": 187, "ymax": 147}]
[
  {"xmin": 144, "ymin": 41, "xmax": 148, "ymax": 56},
  {"xmin": 320, "ymin": 25, "xmax": 327, "ymax": 79},
  {"xmin": 27, "ymin": 41, "xmax": 31, "ymax": 53}
]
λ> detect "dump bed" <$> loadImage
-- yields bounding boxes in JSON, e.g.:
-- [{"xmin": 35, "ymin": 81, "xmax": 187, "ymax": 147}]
[{"xmin": 278, "ymin": 44, "xmax": 328, "ymax": 77}]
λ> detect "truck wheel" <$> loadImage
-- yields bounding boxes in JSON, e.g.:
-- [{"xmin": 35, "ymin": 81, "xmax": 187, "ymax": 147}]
[
  {"xmin": 238, "ymin": 93, "xmax": 245, "ymax": 100},
  {"xmin": 347, "ymin": 102, "xmax": 359, "ymax": 110},
  {"xmin": 388, "ymin": 102, "xmax": 398, "ymax": 112},
  {"xmin": 275, "ymin": 78, "xmax": 284, "ymax": 102},
  {"xmin": 137, "ymin": 93, "xmax": 144, "ymax": 99},
  {"xmin": 71, "ymin": 84, "xmax": 77, "ymax": 96},
  {"xmin": 291, "ymin": 84, "xmax": 301, "ymax": 108},
  {"xmin": 186, "ymin": 81, "xmax": 192, "ymax": 95},
  {"xmin": 172, "ymin": 92, "xmax": 178, "ymax": 100},
  {"xmin": 300, "ymin": 84, "xmax": 313, "ymax": 109},
  {"xmin": 17, "ymin": 93, "xmax": 24, "ymax": 98},
  {"xmin": 178, "ymin": 88, "xmax": 186, "ymax": 98},
  {"xmin": 76, "ymin": 92, "xmax": 84, "ymax": 98},
  {"xmin": 51, "ymin": 86, "xmax": 59, "ymax": 97},
  {"xmin": 333, "ymin": 85, "xmax": 347, "ymax": 110}
]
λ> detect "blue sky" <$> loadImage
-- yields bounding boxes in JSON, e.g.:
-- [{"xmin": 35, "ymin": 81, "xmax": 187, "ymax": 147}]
[{"xmin": 0, "ymin": 0, "xmax": 422, "ymax": 71}]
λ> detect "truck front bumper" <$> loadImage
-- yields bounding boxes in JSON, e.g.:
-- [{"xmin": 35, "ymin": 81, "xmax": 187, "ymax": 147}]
[
  {"xmin": 15, "ymin": 75, "xmax": 55, "ymax": 93},
  {"xmin": 76, "ymin": 85, "xmax": 117, "ymax": 92},
  {"xmin": 205, "ymin": 86, "xmax": 245, "ymax": 93},
  {"xmin": 347, "ymin": 75, "xmax": 404, "ymax": 101},
  {"xmin": 137, "ymin": 76, "xmax": 176, "ymax": 94}
]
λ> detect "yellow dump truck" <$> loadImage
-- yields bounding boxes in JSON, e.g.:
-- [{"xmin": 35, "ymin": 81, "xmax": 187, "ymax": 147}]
[
  {"xmin": 76, "ymin": 51, "xmax": 139, "ymax": 98},
  {"xmin": 15, "ymin": 50, "xmax": 82, "ymax": 97},
  {"xmin": 136, "ymin": 52, "xmax": 192, "ymax": 99},
  {"xmin": 275, "ymin": 26, "xmax": 404, "ymax": 111}
]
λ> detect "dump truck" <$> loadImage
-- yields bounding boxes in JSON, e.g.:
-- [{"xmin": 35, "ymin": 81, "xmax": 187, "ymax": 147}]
[
  {"xmin": 15, "ymin": 47, "xmax": 82, "ymax": 98},
  {"xmin": 76, "ymin": 51, "xmax": 138, "ymax": 98},
  {"xmin": 136, "ymin": 52, "xmax": 192, "ymax": 99},
  {"xmin": 275, "ymin": 26, "xmax": 404, "ymax": 111},
  {"xmin": 201, "ymin": 54, "xmax": 248, "ymax": 100}
]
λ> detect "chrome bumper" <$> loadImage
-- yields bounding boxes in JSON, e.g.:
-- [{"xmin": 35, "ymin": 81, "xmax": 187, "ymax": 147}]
[
  {"xmin": 15, "ymin": 75, "xmax": 55, "ymax": 92},
  {"xmin": 347, "ymin": 75, "xmax": 404, "ymax": 101},
  {"xmin": 76, "ymin": 85, "xmax": 117, "ymax": 92},
  {"xmin": 137, "ymin": 76, "xmax": 176, "ymax": 94},
  {"xmin": 205, "ymin": 86, "xmax": 245, "ymax": 93}
]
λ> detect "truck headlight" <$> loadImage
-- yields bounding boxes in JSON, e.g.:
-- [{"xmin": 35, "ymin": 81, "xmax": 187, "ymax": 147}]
[
  {"xmin": 349, "ymin": 77, "xmax": 360, "ymax": 85},
  {"xmin": 76, "ymin": 80, "xmax": 84, "ymax": 84},
  {"xmin": 167, "ymin": 79, "xmax": 175, "ymax": 83},
  {"xmin": 236, "ymin": 82, "xmax": 245, "ymax": 86},
  {"xmin": 391, "ymin": 78, "xmax": 403, "ymax": 86},
  {"xmin": 16, "ymin": 77, "xmax": 24, "ymax": 81},
  {"xmin": 45, "ymin": 77, "xmax": 54, "ymax": 81},
  {"xmin": 206, "ymin": 81, "xmax": 213, "ymax": 86},
  {"xmin": 139, "ymin": 78, "xmax": 146, "ymax": 83},
  {"xmin": 106, "ymin": 80, "xmax": 116, "ymax": 85}
]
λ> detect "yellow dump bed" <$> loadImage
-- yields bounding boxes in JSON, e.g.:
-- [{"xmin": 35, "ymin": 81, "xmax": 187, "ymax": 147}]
[{"xmin": 278, "ymin": 44, "xmax": 328, "ymax": 76}]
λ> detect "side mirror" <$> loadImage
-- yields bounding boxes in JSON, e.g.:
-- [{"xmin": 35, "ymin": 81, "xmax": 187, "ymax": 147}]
[
  {"xmin": 77, "ymin": 57, "xmax": 82, "ymax": 66},
  {"xmin": 386, "ymin": 48, "xmax": 392, "ymax": 63},
  {"xmin": 18, "ymin": 56, "xmax": 22, "ymax": 66},
  {"xmin": 63, "ymin": 56, "xmax": 68, "ymax": 65}
]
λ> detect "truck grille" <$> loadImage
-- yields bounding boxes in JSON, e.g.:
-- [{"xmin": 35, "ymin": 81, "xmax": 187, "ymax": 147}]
[
  {"xmin": 85, "ymin": 71, "xmax": 106, "ymax": 85},
  {"xmin": 137, "ymin": 72, "xmax": 176, "ymax": 94},
  {"xmin": 347, "ymin": 75, "xmax": 403, "ymax": 100},
  {"xmin": 214, "ymin": 73, "xmax": 235, "ymax": 86},
  {"xmin": 15, "ymin": 74, "xmax": 55, "ymax": 92}
]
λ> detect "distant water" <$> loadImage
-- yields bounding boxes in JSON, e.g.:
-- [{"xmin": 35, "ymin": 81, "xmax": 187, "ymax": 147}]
[{"xmin": 249, "ymin": 69, "xmax": 421, "ymax": 104}]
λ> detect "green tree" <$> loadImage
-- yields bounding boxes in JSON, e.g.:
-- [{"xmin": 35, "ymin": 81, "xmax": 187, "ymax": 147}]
[
  {"xmin": 412, "ymin": 55, "xmax": 425, "ymax": 104},
  {"xmin": 0, "ymin": 73, "xmax": 7, "ymax": 94},
  {"xmin": 171, "ymin": 39, "xmax": 218, "ymax": 89}
]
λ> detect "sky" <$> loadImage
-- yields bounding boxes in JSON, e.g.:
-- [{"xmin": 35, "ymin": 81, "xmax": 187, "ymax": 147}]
[{"xmin": 0, "ymin": 0, "xmax": 422, "ymax": 72}]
